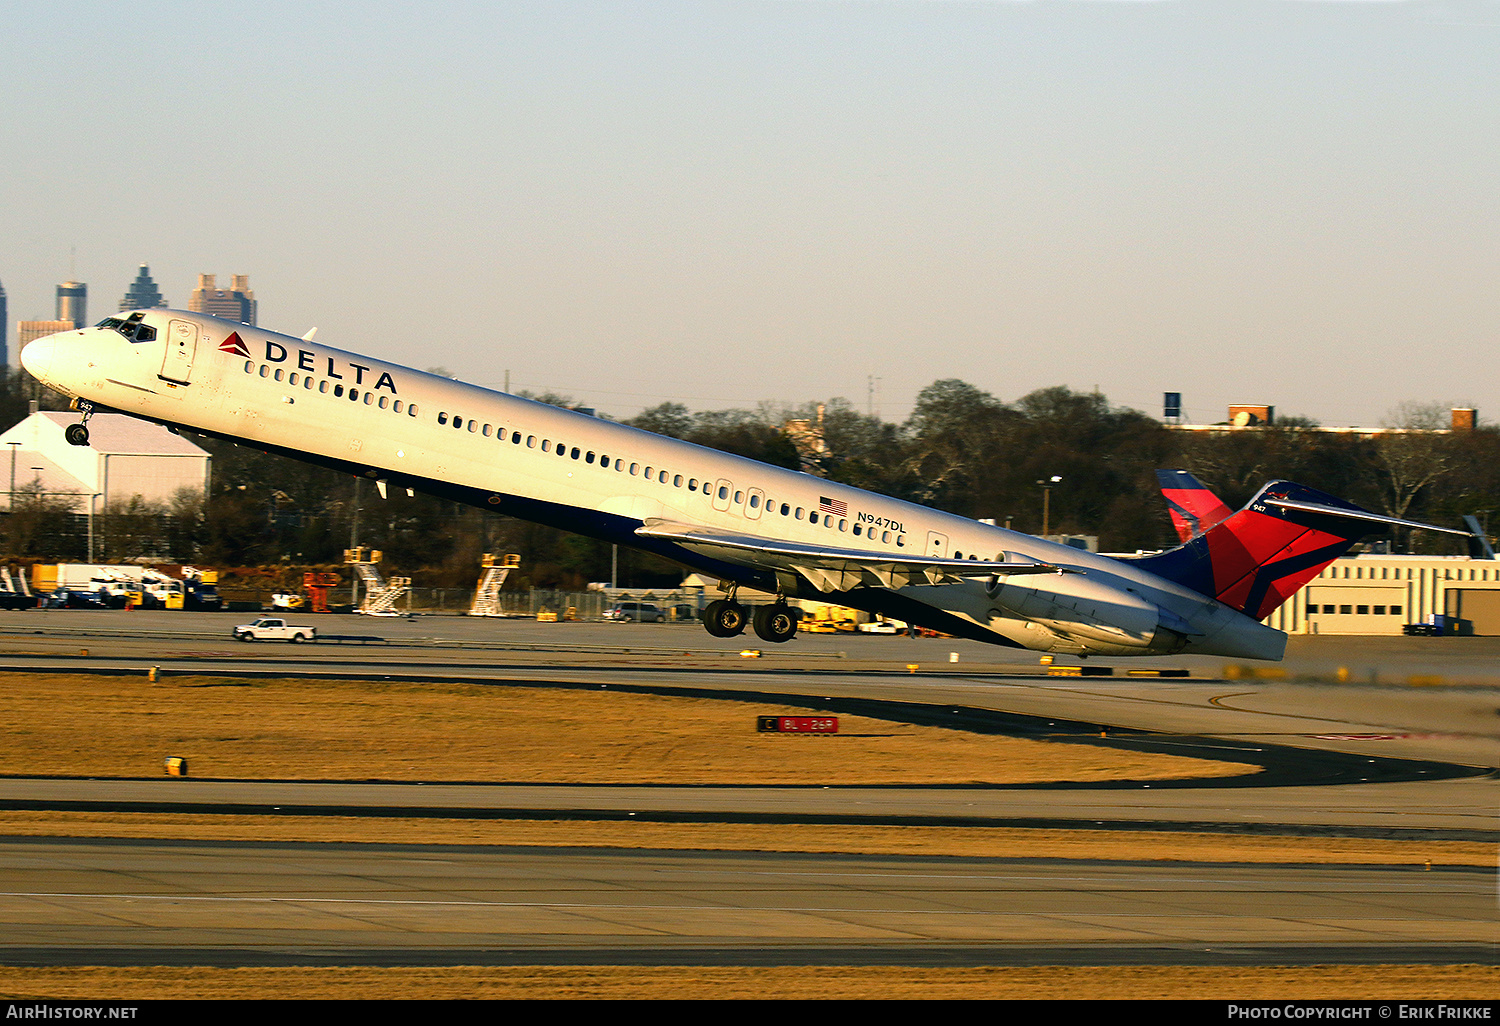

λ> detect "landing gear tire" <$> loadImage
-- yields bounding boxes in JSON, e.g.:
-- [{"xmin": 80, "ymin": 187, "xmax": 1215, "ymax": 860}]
[
  {"xmin": 65, "ymin": 423, "xmax": 90, "ymax": 447},
  {"xmin": 702, "ymin": 599, "xmax": 747, "ymax": 638},
  {"xmin": 752, "ymin": 604, "xmax": 798, "ymax": 644}
]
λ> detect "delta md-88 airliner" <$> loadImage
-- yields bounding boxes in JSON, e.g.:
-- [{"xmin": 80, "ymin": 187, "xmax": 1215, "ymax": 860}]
[{"xmin": 21, "ymin": 309, "xmax": 1468, "ymax": 659}]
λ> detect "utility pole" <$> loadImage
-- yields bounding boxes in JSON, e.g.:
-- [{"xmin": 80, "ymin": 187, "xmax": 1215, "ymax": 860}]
[{"xmin": 349, "ymin": 477, "xmax": 362, "ymax": 609}]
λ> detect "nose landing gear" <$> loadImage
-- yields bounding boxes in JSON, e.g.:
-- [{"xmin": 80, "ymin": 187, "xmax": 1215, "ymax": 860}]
[{"xmin": 65, "ymin": 402, "xmax": 95, "ymax": 447}]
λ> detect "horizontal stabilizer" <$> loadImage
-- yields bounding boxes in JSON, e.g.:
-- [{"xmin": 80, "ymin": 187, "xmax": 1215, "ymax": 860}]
[
  {"xmin": 1261, "ymin": 497, "xmax": 1473, "ymax": 538},
  {"xmin": 1462, "ymin": 515, "xmax": 1496, "ymax": 560}
]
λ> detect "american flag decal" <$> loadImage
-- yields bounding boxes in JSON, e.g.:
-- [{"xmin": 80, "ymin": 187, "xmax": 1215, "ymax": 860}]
[
  {"xmin": 218, "ymin": 332, "xmax": 250, "ymax": 358},
  {"xmin": 820, "ymin": 496, "xmax": 847, "ymax": 517}
]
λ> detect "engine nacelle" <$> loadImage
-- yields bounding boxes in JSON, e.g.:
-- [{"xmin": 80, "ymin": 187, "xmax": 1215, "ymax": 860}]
[{"xmin": 987, "ymin": 573, "xmax": 1186, "ymax": 656}]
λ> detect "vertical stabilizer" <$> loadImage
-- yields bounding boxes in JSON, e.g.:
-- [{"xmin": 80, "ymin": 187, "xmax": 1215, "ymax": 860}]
[{"xmin": 1156, "ymin": 469, "xmax": 1234, "ymax": 542}]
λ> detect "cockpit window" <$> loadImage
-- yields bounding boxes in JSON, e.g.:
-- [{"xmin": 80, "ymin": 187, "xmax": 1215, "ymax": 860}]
[{"xmin": 97, "ymin": 315, "xmax": 155, "ymax": 343}]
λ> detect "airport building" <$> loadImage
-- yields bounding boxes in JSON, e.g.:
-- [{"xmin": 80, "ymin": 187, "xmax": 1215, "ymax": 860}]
[
  {"xmin": 1264, "ymin": 553, "xmax": 1500, "ymax": 636},
  {"xmin": 0, "ymin": 410, "xmax": 210, "ymax": 514},
  {"xmin": 188, "ymin": 273, "xmax": 255, "ymax": 325},
  {"xmin": 17, "ymin": 321, "xmax": 74, "ymax": 352},
  {"xmin": 119, "ymin": 264, "xmax": 168, "ymax": 312}
]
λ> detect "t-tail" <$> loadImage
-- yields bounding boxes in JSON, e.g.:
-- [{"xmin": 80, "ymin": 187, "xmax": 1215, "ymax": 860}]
[
  {"xmin": 1156, "ymin": 468, "xmax": 1234, "ymax": 542},
  {"xmin": 1133, "ymin": 480, "xmax": 1474, "ymax": 620}
]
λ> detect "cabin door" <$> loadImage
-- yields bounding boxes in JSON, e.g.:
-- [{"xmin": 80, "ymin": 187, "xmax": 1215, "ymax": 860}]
[{"xmin": 160, "ymin": 318, "xmax": 200, "ymax": 384}]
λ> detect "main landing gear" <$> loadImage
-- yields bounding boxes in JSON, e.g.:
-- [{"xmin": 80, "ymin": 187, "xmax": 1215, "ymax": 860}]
[
  {"xmin": 65, "ymin": 401, "xmax": 95, "ymax": 447},
  {"xmin": 702, "ymin": 599, "xmax": 748, "ymax": 638},
  {"xmin": 702, "ymin": 588, "xmax": 800, "ymax": 644}
]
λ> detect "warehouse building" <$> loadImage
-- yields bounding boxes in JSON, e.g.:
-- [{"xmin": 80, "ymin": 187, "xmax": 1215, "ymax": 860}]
[{"xmin": 0, "ymin": 410, "xmax": 210, "ymax": 513}]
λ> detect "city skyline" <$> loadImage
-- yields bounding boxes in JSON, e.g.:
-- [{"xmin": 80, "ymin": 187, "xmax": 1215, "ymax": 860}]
[{"xmin": 4, "ymin": 1, "xmax": 1496, "ymax": 428}]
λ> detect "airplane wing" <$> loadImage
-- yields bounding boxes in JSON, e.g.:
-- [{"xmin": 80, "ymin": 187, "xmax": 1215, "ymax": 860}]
[{"xmin": 636, "ymin": 519, "xmax": 1075, "ymax": 593}]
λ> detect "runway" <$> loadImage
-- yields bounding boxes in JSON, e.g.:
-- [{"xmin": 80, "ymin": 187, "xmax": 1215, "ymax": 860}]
[
  {"xmin": 0, "ymin": 611, "xmax": 1495, "ymax": 966},
  {"xmin": 0, "ymin": 837, "xmax": 1490, "ymax": 967}
]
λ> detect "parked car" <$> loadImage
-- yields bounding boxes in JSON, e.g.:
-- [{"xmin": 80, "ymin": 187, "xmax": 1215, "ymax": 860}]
[
  {"xmin": 45, "ymin": 588, "xmax": 107, "ymax": 609},
  {"xmin": 604, "ymin": 601, "xmax": 665, "ymax": 623}
]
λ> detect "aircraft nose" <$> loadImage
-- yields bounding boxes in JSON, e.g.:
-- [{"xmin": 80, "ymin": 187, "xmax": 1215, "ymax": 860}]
[{"xmin": 20, "ymin": 335, "xmax": 55, "ymax": 382}]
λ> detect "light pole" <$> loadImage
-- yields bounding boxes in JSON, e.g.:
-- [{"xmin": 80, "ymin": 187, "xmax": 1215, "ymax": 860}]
[
  {"xmin": 1037, "ymin": 476, "xmax": 1062, "ymax": 538},
  {"xmin": 7, "ymin": 441, "xmax": 19, "ymax": 514}
]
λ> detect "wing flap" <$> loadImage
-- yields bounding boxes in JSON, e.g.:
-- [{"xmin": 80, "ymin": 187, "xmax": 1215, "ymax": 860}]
[{"xmin": 636, "ymin": 519, "xmax": 1073, "ymax": 593}]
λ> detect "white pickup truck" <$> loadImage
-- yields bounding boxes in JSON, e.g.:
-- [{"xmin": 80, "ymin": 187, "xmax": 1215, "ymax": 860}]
[{"xmin": 233, "ymin": 617, "xmax": 316, "ymax": 643}]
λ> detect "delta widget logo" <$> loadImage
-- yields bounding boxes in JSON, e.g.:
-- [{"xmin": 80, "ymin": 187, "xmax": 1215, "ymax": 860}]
[{"xmin": 218, "ymin": 332, "xmax": 250, "ymax": 358}]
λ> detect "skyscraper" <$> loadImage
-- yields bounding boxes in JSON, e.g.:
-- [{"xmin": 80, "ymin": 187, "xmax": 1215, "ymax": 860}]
[
  {"xmin": 55, "ymin": 281, "xmax": 86, "ymax": 329},
  {"xmin": 0, "ymin": 279, "xmax": 7, "ymax": 368},
  {"xmin": 119, "ymin": 264, "xmax": 168, "ymax": 312},
  {"xmin": 188, "ymin": 273, "xmax": 255, "ymax": 325}
]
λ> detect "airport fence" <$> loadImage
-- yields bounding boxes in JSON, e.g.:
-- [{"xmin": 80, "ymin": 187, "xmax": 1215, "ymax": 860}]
[
  {"xmin": 218, "ymin": 587, "xmax": 611, "ymax": 618},
  {"xmin": 406, "ymin": 588, "xmax": 608, "ymax": 618}
]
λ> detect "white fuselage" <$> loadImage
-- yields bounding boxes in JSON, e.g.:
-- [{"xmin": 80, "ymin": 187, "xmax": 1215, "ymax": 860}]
[{"xmin": 22, "ymin": 310, "xmax": 1286, "ymax": 659}]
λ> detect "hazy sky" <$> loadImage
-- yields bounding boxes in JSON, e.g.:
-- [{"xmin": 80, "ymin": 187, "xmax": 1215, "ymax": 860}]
[{"xmin": 3, "ymin": 1, "xmax": 1497, "ymax": 427}]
